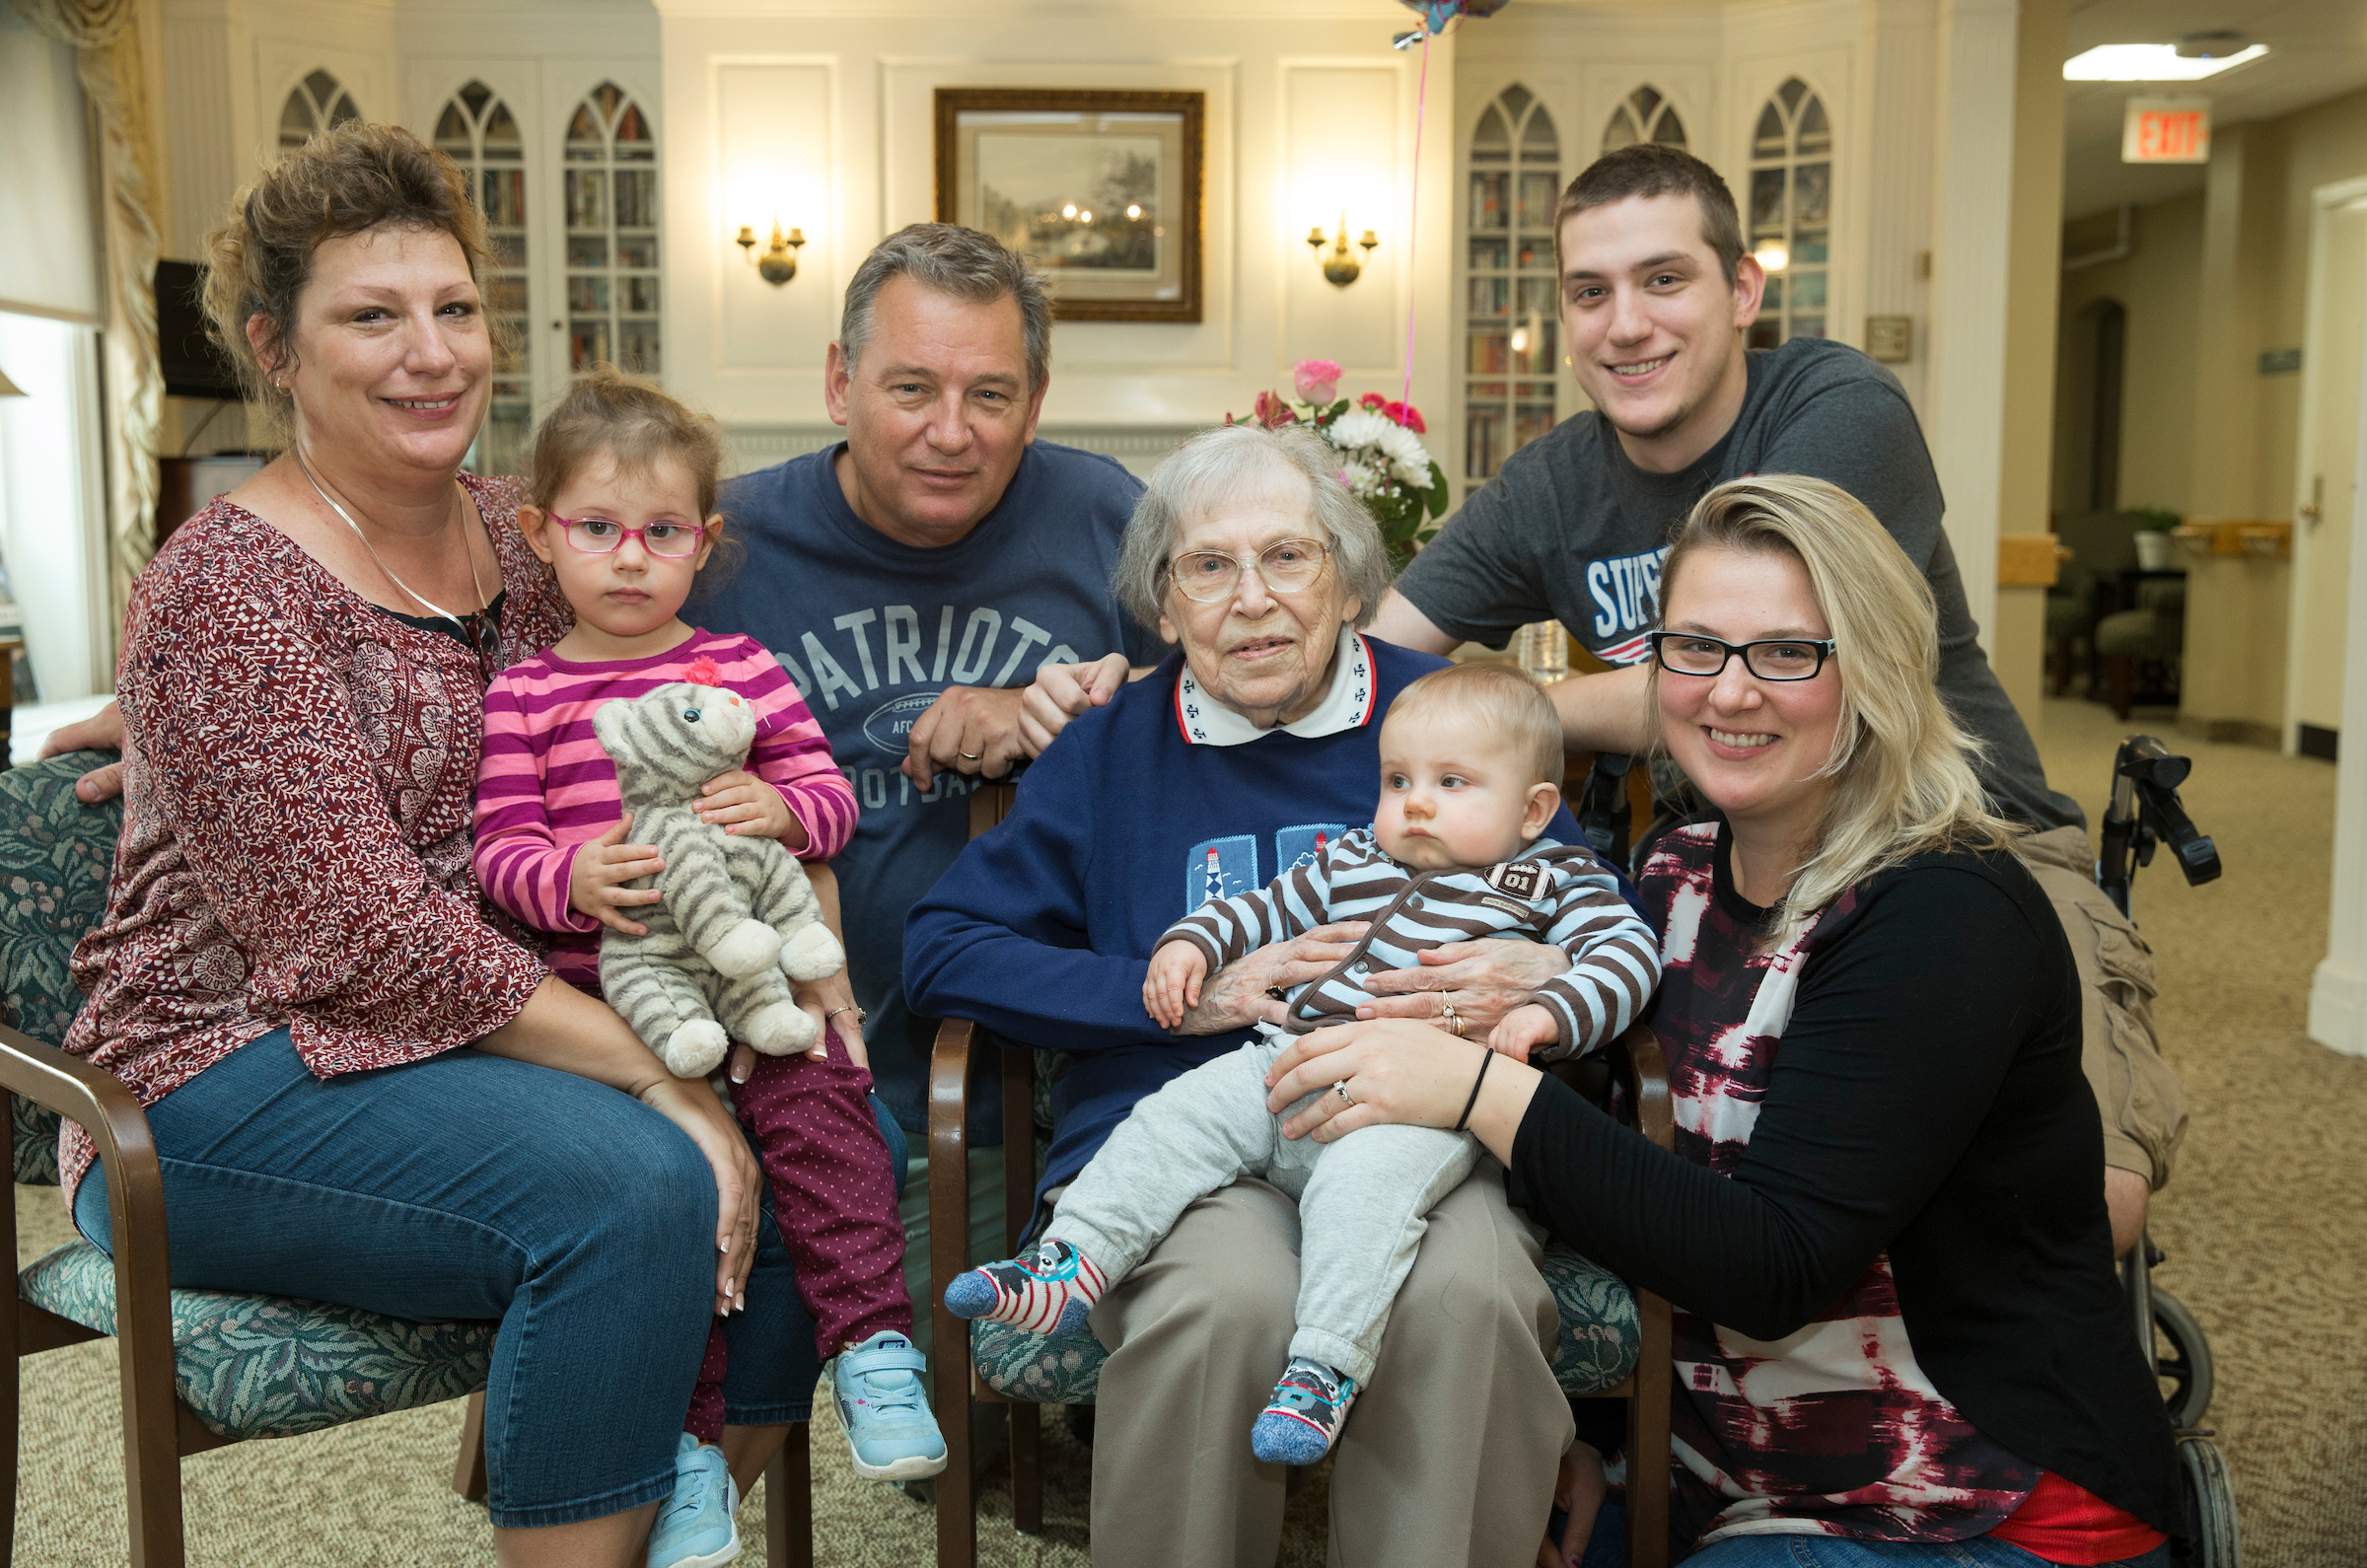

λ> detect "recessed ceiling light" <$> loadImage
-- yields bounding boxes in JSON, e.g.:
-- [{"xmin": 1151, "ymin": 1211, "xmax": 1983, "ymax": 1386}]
[{"xmin": 2063, "ymin": 42, "xmax": 2268, "ymax": 81}]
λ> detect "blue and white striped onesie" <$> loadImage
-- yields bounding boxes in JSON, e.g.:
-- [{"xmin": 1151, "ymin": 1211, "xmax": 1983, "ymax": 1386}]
[
  {"xmin": 1040, "ymin": 830, "xmax": 1661, "ymax": 1387},
  {"xmin": 1162, "ymin": 828, "xmax": 1659, "ymax": 1063}
]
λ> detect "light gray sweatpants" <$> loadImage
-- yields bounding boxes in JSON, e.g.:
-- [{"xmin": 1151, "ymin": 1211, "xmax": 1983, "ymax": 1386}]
[{"xmin": 1045, "ymin": 1028, "xmax": 1479, "ymax": 1386}]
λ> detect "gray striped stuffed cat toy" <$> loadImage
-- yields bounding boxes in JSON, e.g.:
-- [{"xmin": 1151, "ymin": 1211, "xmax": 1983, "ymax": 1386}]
[{"xmin": 593, "ymin": 672, "xmax": 845, "ymax": 1078}]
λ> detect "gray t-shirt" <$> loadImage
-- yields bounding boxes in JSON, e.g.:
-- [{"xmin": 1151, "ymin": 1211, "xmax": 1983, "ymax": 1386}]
[{"xmin": 1394, "ymin": 337, "xmax": 2080, "ymax": 832}]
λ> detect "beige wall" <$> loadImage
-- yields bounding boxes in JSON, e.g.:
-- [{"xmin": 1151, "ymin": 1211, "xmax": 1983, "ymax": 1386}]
[
  {"xmin": 2054, "ymin": 191, "xmax": 2202, "ymax": 517},
  {"xmin": 2049, "ymin": 85, "xmax": 2367, "ymax": 741}
]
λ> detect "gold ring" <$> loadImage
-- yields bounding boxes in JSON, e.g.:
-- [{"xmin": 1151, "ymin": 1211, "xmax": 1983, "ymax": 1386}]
[{"xmin": 959, "ymin": 750, "xmax": 982, "ymax": 761}]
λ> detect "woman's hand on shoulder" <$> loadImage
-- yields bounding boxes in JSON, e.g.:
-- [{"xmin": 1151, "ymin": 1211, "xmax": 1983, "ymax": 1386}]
[
  {"xmin": 1017, "ymin": 653, "xmax": 1131, "ymax": 758},
  {"xmin": 1174, "ymin": 922, "xmax": 1370, "ymax": 1034},
  {"xmin": 38, "ymin": 701, "xmax": 126, "ymax": 804}
]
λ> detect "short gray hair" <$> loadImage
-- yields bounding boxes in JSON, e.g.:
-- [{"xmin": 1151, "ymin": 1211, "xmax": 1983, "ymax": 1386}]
[
  {"xmin": 839, "ymin": 223, "xmax": 1052, "ymax": 392},
  {"xmin": 1114, "ymin": 423, "xmax": 1395, "ymax": 633}
]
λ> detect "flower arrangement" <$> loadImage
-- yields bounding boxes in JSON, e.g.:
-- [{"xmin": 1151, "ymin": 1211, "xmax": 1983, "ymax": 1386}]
[{"xmin": 1233, "ymin": 359, "xmax": 1449, "ymax": 568}]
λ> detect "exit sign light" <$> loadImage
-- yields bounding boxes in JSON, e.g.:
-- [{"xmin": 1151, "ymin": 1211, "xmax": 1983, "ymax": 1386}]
[{"xmin": 2122, "ymin": 97, "xmax": 2211, "ymax": 164}]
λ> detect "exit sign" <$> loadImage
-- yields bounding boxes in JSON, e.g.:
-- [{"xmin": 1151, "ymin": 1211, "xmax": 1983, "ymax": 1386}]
[{"xmin": 2122, "ymin": 97, "xmax": 2211, "ymax": 164}]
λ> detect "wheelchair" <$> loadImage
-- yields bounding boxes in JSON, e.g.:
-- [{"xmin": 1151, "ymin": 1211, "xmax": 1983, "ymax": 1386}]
[{"xmin": 1576, "ymin": 735, "xmax": 2242, "ymax": 1566}]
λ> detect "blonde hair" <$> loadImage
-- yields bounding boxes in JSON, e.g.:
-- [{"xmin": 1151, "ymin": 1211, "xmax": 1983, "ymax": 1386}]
[
  {"xmin": 1652, "ymin": 474, "xmax": 2017, "ymax": 944},
  {"xmin": 1386, "ymin": 662, "xmax": 1564, "ymax": 788}
]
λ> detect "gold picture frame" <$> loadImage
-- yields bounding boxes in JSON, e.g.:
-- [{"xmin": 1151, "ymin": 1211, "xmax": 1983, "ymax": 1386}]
[{"xmin": 934, "ymin": 88, "xmax": 1205, "ymax": 323}]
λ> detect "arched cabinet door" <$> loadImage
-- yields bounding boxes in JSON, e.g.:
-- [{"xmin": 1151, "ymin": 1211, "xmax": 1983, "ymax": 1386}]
[
  {"xmin": 1461, "ymin": 83, "xmax": 1561, "ymax": 505},
  {"xmin": 277, "ymin": 68, "xmax": 361, "ymax": 151},
  {"xmin": 434, "ymin": 80, "xmax": 536, "ymax": 477},
  {"xmin": 1601, "ymin": 85, "xmax": 1688, "ymax": 155},
  {"xmin": 560, "ymin": 80, "xmax": 662, "ymax": 382},
  {"xmin": 1745, "ymin": 77, "xmax": 1832, "ymax": 350}
]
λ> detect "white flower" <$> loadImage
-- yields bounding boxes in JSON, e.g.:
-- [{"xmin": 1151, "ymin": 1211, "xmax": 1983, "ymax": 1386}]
[
  {"xmin": 1337, "ymin": 457, "xmax": 1379, "ymax": 494},
  {"xmin": 1326, "ymin": 409, "xmax": 1396, "ymax": 454}
]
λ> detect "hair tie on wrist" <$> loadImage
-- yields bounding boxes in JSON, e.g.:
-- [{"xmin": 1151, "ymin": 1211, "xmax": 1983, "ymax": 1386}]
[{"xmin": 1453, "ymin": 1047, "xmax": 1493, "ymax": 1133}]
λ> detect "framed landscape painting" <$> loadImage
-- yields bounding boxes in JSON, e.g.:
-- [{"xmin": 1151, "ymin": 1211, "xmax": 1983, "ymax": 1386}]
[{"xmin": 934, "ymin": 88, "xmax": 1205, "ymax": 322}]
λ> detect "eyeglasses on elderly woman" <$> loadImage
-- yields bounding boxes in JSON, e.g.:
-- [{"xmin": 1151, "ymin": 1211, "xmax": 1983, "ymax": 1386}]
[
  {"xmin": 1647, "ymin": 631, "xmax": 1837, "ymax": 680},
  {"xmin": 1167, "ymin": 537, "xmax": 1332, "ymax": 603}
]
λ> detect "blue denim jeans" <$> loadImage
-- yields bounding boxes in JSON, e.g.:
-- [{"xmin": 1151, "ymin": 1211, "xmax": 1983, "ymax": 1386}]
[
  {"xmin": 1571, "ymin": 1505, "xmax": 2169, "ymax": 1568},
  {"xmin": 73, "ymin": 1030, "xmax": 905, "ymax": 1529}
]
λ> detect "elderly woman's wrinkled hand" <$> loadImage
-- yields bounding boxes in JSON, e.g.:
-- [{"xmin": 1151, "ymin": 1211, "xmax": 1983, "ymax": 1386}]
[
  {"xmin": 1019, "ymin": 652, "xmax": 1131, "ymax": 757},
  {"xmin": 1174, "ymin": 921, "xmax": 1371, "ymax": 1034},
  {"xmin": 1261, "ymin": 1017, "xmax": 1485, "ymax": 1142},
  {"xmin": 1353, "ymin": 936, "xmax": 1571, "ymax": 1033}
]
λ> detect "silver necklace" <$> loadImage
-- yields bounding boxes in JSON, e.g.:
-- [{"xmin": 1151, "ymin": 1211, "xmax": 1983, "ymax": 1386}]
[{"xmin": 293, "ymin": 447, "xmax": 487, "ymax": 636}]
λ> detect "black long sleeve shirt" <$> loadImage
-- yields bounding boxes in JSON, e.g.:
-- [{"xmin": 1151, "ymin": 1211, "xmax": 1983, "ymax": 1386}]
[{"xmin": 1509, "ymin": 828, "xmax": 2179, "ymax": 1536}]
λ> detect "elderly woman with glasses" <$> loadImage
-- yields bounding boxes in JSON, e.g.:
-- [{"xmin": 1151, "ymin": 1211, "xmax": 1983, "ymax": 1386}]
[{"xmin": 905, "ymin": 421, "xmax": 1598, "ymax": 1567}]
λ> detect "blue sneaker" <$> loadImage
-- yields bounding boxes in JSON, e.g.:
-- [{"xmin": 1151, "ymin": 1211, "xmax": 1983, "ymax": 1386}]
[
  {"xmin": 1251, "ymin": 1357, "xmax": 1359, "ymax": 1465},
  {"xmin": 831, "ymin": 1330, "xmax": 949, "ymax": 1481},
  {"xmin": 646, "ymin": 1433, "xmax": 740, "ymax": 1568}
]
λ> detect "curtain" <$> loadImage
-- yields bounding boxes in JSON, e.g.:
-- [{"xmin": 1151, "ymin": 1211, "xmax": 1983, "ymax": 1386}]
[{"xmin": 9, "ymin": 0, "xmax": 161, "ymax": 662}]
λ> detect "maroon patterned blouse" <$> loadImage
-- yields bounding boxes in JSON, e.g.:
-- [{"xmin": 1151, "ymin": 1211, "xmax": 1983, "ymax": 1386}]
[{"xmin": 59, "ymin": 474, "xmax": 573, "ymax": 1202}]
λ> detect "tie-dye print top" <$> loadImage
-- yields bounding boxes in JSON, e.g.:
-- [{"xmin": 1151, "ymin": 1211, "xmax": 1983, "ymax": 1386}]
[{"xmin": 1638, "ymin": 822, "xmax": 2040, "ymax": 1548}]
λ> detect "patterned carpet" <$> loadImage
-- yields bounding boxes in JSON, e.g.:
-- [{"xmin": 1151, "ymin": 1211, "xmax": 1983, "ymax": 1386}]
[{"xmin": 10, "ymin": 696, "xmax": 2361, "ymax": 1565}]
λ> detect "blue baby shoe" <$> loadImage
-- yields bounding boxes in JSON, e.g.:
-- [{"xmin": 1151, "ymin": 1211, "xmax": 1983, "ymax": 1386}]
[
  {"xmin": 646, "ymin": 1432, "xmax": 740, "ymax": 1568},
  {"xmin": 831, "ymin": 1330, "xmax": 950, "ymax": 1481}
]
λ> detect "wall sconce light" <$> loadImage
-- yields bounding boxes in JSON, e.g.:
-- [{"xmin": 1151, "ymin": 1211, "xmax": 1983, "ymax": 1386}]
[
  {"xmin": 735, "ymin": 220, "xmax": 807, "ymax": 286},
  {"xmin": 1751, "ymin": 240, "xmax": 1789, "ymax": 273},
  {"xmin": 1307, "ymin": 211, "xmax": 1379, "ymax": 288}
]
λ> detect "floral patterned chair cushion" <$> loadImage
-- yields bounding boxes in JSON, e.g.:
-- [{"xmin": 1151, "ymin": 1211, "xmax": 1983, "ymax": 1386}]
[
  {"xmin": 17, "ymin": 1241, "xmax": 494, "ymax": 1441},
  {"xmin": 0, "ymin": 751, "xmax": 124, "ymax": 1185},
  {"xmin": 970, "ymin": 1240, "xmax": 1638, "ymax": 1405},
  {"xmin": 0, "ymin": 752, "xmax": 498, "ymax": 1442}
]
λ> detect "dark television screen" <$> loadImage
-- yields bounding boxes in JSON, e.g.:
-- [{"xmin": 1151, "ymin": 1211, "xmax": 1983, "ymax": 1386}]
[{"xmin": 155, "ymin": 260, "xmax": 240, "ymax": 399}]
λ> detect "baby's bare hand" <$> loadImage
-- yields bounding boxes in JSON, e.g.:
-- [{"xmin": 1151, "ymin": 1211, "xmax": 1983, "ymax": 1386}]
[
  {"xmin": 1486, "ymin": 1004, "xmax": 1559, "ymax": 1063},
  {"xmin": 1143, "ymin": 944, "xmax": 1209, "ymax": 1032},
  {"xmin": 699, "ymin": 770, "xmax": 803, "ymax": 845},
  {"xmin": 568, "ymin": 815, "xmax": 665, "ymax": 936}
]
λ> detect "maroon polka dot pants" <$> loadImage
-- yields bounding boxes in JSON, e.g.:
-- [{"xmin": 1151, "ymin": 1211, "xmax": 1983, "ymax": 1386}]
[{"xmin": 682, "ymin": 1028, "xmax": 912, "ymax": 1444}]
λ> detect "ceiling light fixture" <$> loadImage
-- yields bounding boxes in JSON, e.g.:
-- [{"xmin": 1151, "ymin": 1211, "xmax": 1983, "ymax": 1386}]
[{"xmin": 2063, "ymin": 41, "xmax": 2267, "ymax": 81}]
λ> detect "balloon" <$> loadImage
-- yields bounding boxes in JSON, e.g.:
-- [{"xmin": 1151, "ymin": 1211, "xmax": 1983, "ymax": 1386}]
[{"xmin": 1396, "ymin": 0, "xmax": 1510, "ymax": 36}]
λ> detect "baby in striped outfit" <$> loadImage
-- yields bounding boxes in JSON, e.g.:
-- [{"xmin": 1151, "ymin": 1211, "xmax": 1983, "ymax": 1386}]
[
  {"xmin": 948, "ymin": 662, "xmax": 1660, "ymax": 1466},
  {"xmin": 472, "ymin": 371, "xmax": 942, "ymax": 1568}
]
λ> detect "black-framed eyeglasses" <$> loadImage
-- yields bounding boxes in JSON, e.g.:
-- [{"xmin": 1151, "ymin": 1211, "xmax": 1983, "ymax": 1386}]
[
  {"xmin": 1647, "ymin": 631, "xmax": 1836, "ymax": 681},
  {"xmin": 1167, "ymin": 538, "xmax": 1331, "ymax": 604}
]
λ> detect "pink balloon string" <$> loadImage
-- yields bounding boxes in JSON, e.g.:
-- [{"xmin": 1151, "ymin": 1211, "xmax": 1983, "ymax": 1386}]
[{"xmin": 1402, "ymin": 26, "xmax": 1431, "ymax": 409}]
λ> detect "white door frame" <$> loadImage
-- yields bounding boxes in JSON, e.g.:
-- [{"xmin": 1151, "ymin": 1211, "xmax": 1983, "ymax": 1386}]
[
  {"xmin": 2306, "ymin": 177, "xmax": 2367, "ymax": 1058},
  {"xmin": 2282, "ymin": 173, "xmax": 2367, "ymax": 756}
]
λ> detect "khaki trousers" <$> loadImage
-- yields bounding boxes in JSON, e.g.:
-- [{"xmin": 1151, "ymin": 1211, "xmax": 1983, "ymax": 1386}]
[
  {"xmin": 1084, "ymin": 1164, "xmax": 1573, "ymax": 1568},
  {"xmin": 2016, "ymin": 825, "xmax": 2190, "ymax": 1189}
]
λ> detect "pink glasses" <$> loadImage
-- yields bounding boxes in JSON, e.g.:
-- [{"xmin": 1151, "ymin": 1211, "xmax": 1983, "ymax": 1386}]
[{"xmin": 552, "ymin": 514, "xmax": 706, "ymax": 559}]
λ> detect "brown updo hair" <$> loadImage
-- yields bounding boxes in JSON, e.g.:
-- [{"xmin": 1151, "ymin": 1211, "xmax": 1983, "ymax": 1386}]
[{"xmin": 201, "ymin": 120, "xmax": 496, "ymax": 446}]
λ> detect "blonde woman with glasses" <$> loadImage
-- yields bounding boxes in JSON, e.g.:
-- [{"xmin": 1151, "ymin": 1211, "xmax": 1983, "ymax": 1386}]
[{"xmin": 1266, "ymin": 474, "xmax": 2181, "ymax": 1568}]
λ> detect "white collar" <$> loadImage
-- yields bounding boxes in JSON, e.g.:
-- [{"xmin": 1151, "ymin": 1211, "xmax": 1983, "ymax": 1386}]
[{"xmin": 1172, "ymin": 626, "xmax": 1377, "ymax": 746}]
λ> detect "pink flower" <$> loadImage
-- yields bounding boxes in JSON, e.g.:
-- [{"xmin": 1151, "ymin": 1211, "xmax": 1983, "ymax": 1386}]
[
  {"xmin": 1252, "ymin": 390, "xmax": 1298, "ymax": 429},
  {"xmin": 1382, "ymin": 399, "xmax": 1428, "ymax": 435},
  {"xmin": 1293, "ymin": 359, "xmax": 1343, "ymax": 403}
]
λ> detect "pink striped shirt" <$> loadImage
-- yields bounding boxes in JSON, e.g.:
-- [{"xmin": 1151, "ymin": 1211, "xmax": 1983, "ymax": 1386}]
[{"xmin": 473, "ymin": 628, "xmax": 856, "ymax": 986}]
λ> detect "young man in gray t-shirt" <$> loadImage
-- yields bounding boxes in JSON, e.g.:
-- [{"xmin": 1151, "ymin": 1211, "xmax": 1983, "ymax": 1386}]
[{"xmin": 1363, "ymin": 146, "xmax": 2183, "ymax": 1264}]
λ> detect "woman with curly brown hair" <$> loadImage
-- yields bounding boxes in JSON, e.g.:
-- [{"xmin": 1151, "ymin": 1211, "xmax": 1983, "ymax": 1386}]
[{"xmin": 57, "ymin": 122, "xmax": 854, "ymax": 1566}]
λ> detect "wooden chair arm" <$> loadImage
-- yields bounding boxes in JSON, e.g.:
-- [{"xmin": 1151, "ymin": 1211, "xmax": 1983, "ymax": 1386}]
[
  {"xmin": 0, "ymin": 1021, "xmax": 188, "ymax": 1542},
  {"xmin": 1614, "ymin": 1024, "xmax": 1676, "ymax": 1152},
  {"xmin": 926, "ymin": 1016, "xmax": 981, "ymax": 1568}
]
